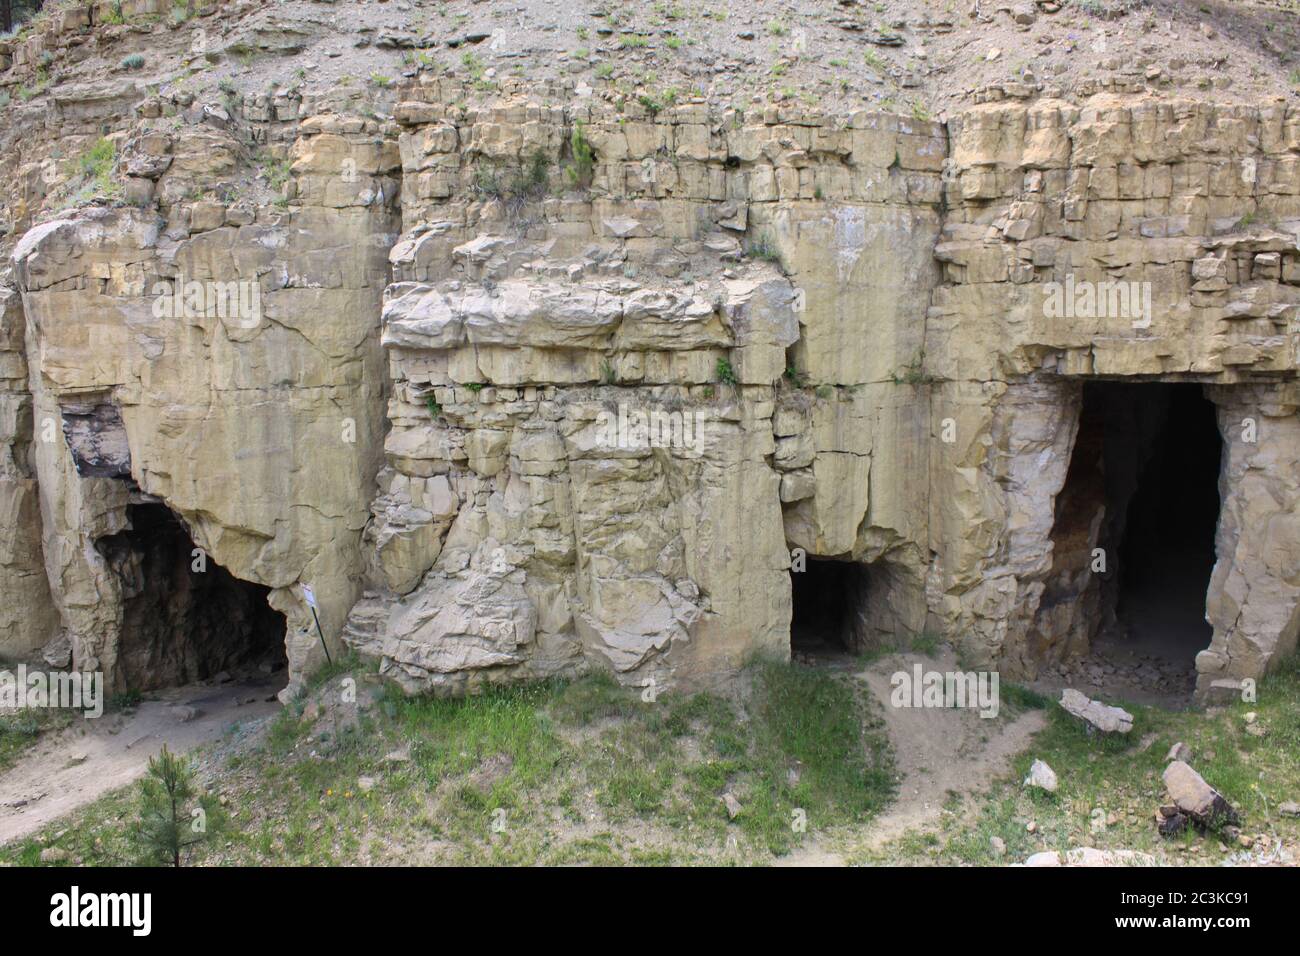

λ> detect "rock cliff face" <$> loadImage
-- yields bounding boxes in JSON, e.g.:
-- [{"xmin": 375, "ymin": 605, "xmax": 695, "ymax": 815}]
[
  {"xmin": 4, "ymin": 72, "xmax": 399, "ymax": 695},
  {"xmin": 2, "ymin": 15, "xmax": 1298, "ymax": 703}
]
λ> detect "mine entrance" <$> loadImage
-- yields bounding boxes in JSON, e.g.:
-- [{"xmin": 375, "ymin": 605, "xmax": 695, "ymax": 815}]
[
  {"xmin": 1059, "ymin": 382, "xmax": 1223, "ymax": 669},
  {"xmin": 790, "ymin": 557, "xmax": 871, "ymax": 658},
  {"xmin": 96, "ymin": 503, "xmax": 288, "ymax": 692}
]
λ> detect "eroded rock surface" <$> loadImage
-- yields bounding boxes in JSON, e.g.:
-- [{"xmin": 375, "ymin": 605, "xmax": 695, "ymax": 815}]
[{"xmin": 1, "ymin": 40, "xmax": 1298, "ymax": 701}]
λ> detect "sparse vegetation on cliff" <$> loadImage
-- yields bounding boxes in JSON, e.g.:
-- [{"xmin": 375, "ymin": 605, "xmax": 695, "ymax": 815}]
[
  {"xmin": 566, "ymin": 122, "xmax": 595, "ymax": 190},
  {"xmin": 73, "ymin": 137, "xmax": 120, "ymax": 203},
  {"xmin": 744, "ymin": 232, "xmax": 781, "ymax": 264}
]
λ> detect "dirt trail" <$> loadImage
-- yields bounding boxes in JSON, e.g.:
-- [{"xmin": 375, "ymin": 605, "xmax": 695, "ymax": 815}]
[
  {"xmin": 777, "ymin": 650, "xmax": 1046, "ymax": 867},
  {"xmin": 0, "ymin": 677, "xmax": 282, "ymax": 846}
]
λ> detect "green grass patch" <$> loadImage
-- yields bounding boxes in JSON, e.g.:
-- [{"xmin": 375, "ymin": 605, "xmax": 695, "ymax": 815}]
[
  {"xmin": 858, "ymin": 655, "xmax": 1300, "ymax": 865},
  {"xmin": 0, "ymin": 711, "xmax": 44, "ymax": 773},
  {"xmin": 3, "ymin": 662, "xmax": 896, "ymax": 866}
]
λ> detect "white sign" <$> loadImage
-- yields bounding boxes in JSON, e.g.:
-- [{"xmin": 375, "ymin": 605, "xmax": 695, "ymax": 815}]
[{"xmin": 302, "ymin": 583, "xmax": 317, "ymax": 610}]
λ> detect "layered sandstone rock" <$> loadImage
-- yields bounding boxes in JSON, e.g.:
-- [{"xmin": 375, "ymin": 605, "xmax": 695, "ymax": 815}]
[
  {"xmin": 333, "ymin": 86, "xmax": 945, "ymax": 693},
  {"xmin": 0, "ymin": 287, "xmax": 59, "ymax": 659},
  {"xmin": 931, "ymin": 99, "xmax": 1300, "ymax": 696},
  {"xmin": 4, "ymin": 76, "xmax": 1299, "ymax": 703},
  {"xmin": 8, "ymin": 104, "xmax": 399, "ymax": 697}
]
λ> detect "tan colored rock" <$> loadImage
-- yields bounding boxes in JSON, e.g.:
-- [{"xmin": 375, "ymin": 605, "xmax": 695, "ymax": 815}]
[
  {"xmin": 1059, "ymin": 689, "xmax": 1134, "ymax": 734},
  {"xmin": 1163, "ymin": 760, "xmax": 1240, "ymax": 828},
  {"xmin": 5, "ymin": 88, "xmax": 1300, "ymax": 706}
]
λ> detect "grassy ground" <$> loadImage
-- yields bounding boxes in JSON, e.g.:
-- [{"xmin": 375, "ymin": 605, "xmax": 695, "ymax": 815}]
[
  {"xmin": 855, "ymin": 656, "xmax": 1300, "ymax": 866},
  {"xmin": 0, "ymin": 708, "xmax": 72, "ymax": 774},
  {"xmin": 1, "ymin": 660, "xmax": 896, "ymax": 866},
  {"xmin": 7, "ymin": 654, "xmax": 1297, "ymax": 867},
  {"xmin": 0, "ymin": 713, "xmax": 44, "ymax": 774}
]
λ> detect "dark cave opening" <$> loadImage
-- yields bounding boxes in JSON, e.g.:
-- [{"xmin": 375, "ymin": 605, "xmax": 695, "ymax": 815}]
[
  {"xmin": 790, "ymin": 557, "xmax": 871, "ymax": 657},
  {"xmin": 96, "ymin": 503, "xmax": 288, "ymax": 692},
  {"xmin": 1050, "ymin": 381, "xmax": 1223, "ymax": 668},
  {"xmin": 1111, "ymin": 383, "xmax": 1222, "ymax": 661}
]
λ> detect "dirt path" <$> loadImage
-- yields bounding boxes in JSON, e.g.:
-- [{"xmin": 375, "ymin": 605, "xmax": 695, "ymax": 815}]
[
  {"xmin": 0, "ymin": 677, "xmax": 282, "ymax": 846},
  {"xmin": 777, "ymin": 650, "xmax": 1046, "ymax": 866}
]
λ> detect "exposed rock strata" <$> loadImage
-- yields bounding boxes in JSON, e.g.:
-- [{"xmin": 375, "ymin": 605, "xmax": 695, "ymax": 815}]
[{"xmin": 3, "ymin": 82, "xmax": 1299, "ymax": 701}]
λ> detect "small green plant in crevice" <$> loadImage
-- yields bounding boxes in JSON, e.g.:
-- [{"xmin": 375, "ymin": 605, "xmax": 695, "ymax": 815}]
[
  {"xmin": 636, "ymin": 89, "xmax": 670, "ymax": 113},
  {"xmin": 119, "ymin": 53, "xmax": 145, "ymax": 71},
  {"xmin": 425, "ymin": 395, "xmax": 442, "ymax": 419},
  {"xmin": 513, "ymin": 148, "xmax": 550, "ymax": 197},
  {"xmin": 566, "ymin": 121, "xmax": 596, "ymax": 190},
  {"xmin": 600, "ymin": 359, "xmax": 618, "ymax": 385},
  {"xmin": 715, "ymin": 357, "xmax": 738, "ymax": 387},
  {"xmin": 460, "ymin": 50, "xmax": 486, "ymax": 81},
  {"xmin": 16, "ymin": 69, "xmax": 51, "ymax": 102},
  {"xmin": 744, "ymin": 231, "xmax": 781, "ymax": 263},
  {"xmin": 893, "ymin": 362, "xmax": 934, "ymax": 386},
  {"xmin": 783, "ymin": 365, "xmax": 809, "ymax": 388},
  {"xmin": 258, "ymin": 153, "xmax": 292, "ymax": 193},
  {"xmin": 77, "ymin": 137, "xmax": 120, "ymax": 201},
  {"xmin": 462, "ymin": 382, "xmax": 485, "ymax": 393},
  {"xmin": 473, "ymin": 149, "xmax": 550, "ymax": 215},
  {"xmin": 103, "ymin": 1, "xmax": 127, "ymax": 25},
  {"xmin": 473, "ymin": 165, "xmax": 505, "ymax": 198},
  {"xmin": 369, "ymin": 72, "xmax": 393, "ymax": 88}
]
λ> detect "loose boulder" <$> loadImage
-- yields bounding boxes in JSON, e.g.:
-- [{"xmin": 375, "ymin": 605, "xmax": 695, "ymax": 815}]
[
  {"xmin": 1059, "ymin": 689, "xmax": 1134, "ymax": 734},
  {"xmin": 1162, "ymin": 760, "xmax": 1240, "ymax": 830},
  {"xmin": 1023, "ymin": 759, "xmax": 1058, "ymax": 793}
]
